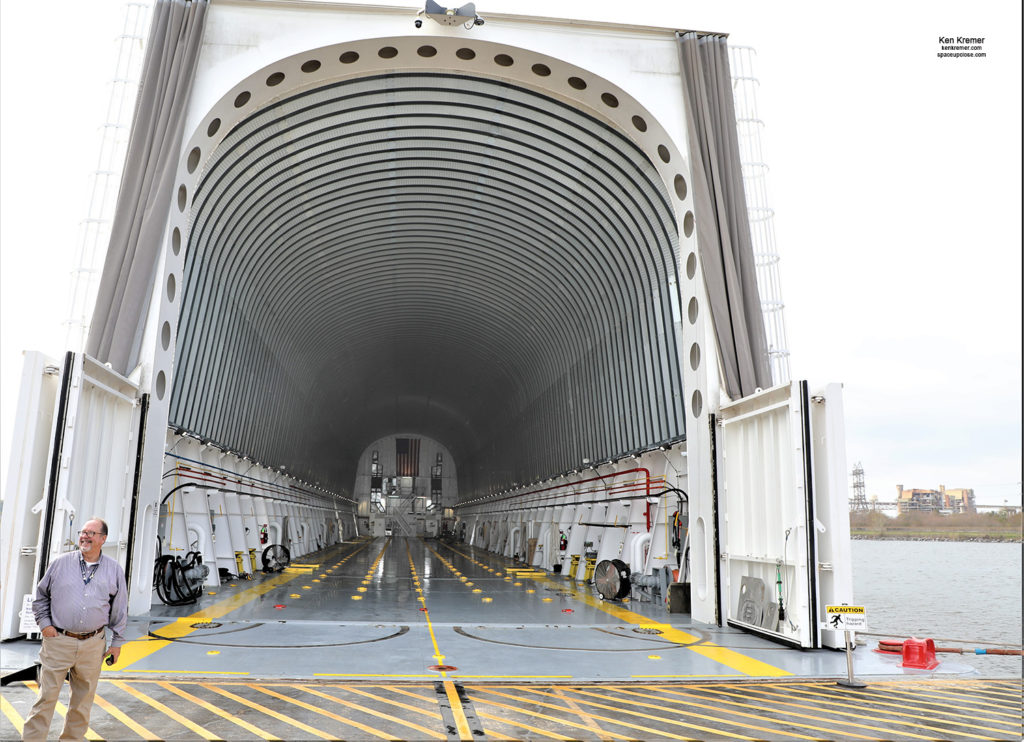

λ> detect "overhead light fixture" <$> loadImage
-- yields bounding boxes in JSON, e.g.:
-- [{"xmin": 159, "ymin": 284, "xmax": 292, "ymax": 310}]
[{"xmin": 416, "ymin": 0, "xmax": 485, "ymax": 28}]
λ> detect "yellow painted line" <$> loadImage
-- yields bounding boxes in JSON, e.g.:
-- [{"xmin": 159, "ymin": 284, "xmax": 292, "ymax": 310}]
[
  {"xmin": 202, "ymin": 683, "xmax": 335, "ymax": 740},
  {"xmin": 475, "ymin": 708, "xmax": 572, "ymax": 740},
  {"xmin": 443, "ymin": 680, "xmax": 474, "ymax": 741},
  {"xmin": 700, "ymin": 685, "xmax": 949, "ymax": 741},
  {"xmin": 110, "ymin": 679, "xmax": 220, "ymax": 740},
  {"xmin": 767, "ymin": 684, "xmax": 1017, "ymax": 736},
  {"xmin": 572, "ymin": 686, "xmax": 820, "ymax": 740},
  {"xmin": 158, "ymin": 681, "xmax": 282, "ymax": 740},
  {"xmin": 24, "ymin": 681, "xmax": 102, "ymax": 740},
  {"xmin": 129, "ymin": 669, "xmax": 249, "ymax": 675},
  {"xmin": 314, "ymin": 673, "xmax": 439, "ymax": 678},
  {"xmin": 407, "ymin": 542, "xmax": 448, "ymax": 670},
  {"xmin": 469, "ymin": 686, "xmax": 697, "ymax": 741},
  {"xmin": 535, "ymin": 575, "xmax": 791, "ymax": 677},
  {"xmin": 551, "ymin": 686, "xmax": 626, "ymax": 741},
  {"xmin": 648, "ymin": 684, "xmax": 898, "ymax": 741},
  {"xmin": 298, "ymin": 685, "xmax": 445, "ymax": 740},
  {"xmin": 442, "ymin": 671, "xmax": 577, "ymax": 675},
  {"xmin": 1, "ymin": 695, "xmax": 25, "ymax": 736},
  {"xmin": 92, "ymin": 691, "xmax": 161, "ymax": 740},
  {"xmin": 848, "ymin": 683, "xmax": 1024, "ymax": 719},
  {"xmin": 252, "ymin": 685, "xmax": 396, "ymax": 740},
  {"xmin": 632, "ymin": 674, "xmax": 748, "ymax": 678},
  {"xmin": 336, "ymin": 684, "xmax": 444, "ymax": 720},
  {"xmin": 510, "ymin": 684, "xmax": 764, "ymax": 740},
  {"xmin": 113, "ymin": 569, "xmax": 305, "ymax": 670}
]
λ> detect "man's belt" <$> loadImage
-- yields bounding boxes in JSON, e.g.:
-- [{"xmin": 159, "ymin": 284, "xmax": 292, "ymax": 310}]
[{"xmin": 55, "ymin": 627, "xmax": 104, "ymax": 640}]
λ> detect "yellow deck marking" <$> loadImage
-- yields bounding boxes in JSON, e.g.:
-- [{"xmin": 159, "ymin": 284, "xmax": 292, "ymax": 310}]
[
  {"xmin": 763, "ymin": 684, "xmax": 1016, "ymax": 736},
  {"xmin": 512, "ymin": 683, "xmax": 770, "ymax": 740},
  {"xmin": 551, "ymin": 686, "xmax": 623, "ymax": 741},
  {"xmin": 116, "ymin": 544, "xmax": 367, "ymax": 671},
  {"xmin": 158, "ymin": 681, "xmax": 282, "ymax": 740},
  {"xmin": 438, "ymin": 541, "xmax": 782, "ymax": 678},
  {"xmin": 91, "ymin": 691, "xmax": 161, "ymax": 740},
  {"xmin": 251, "ymin": 684, "xmax": 396, "ymax": 740},
  {"xmin": 314, "ymin": 673, "xmax": 439, "ymax": 678},
  {"xmin": 130, "ymin": 669, "xmax": 248, "ymax": 675},
  {"xmin": 645, "ymin": 685, "xmax": 886, "ymax": 741},
  {"xmin": 469, "ymin": 687, "xmax": 699, "ymax": 741},
  {"xmin": 109, "ymin": 680, "xmax": 219, "ymax": 740},
  {"xmin": 474, "ymin": 697, "xmax": 627, "ymax": 740},
  {"xmin": 298, "ymin": 685, "xmax": 446, "ymax": 740},
  {"xmin": 113, "ymin": 571, "xmax": 301, "ymax": 669},
  {"xmin": 848, "ymin": 683, "xmax": 1024, "ymax": 719},
  {"xmin": 537, "ymin": 574, "xmax": 790, "ymax": 677},
  {"xmin": 202, "ymin": 683, "xmax": 335, "ymax": 740},
  {"xmin": 475, "ymin": 709, "xmax": 573, "ymax": 740},
  {"xmin": 336, "ymin": 684, "xmax": 444, "ymax": 720},
  {"xmin": 24, "ymin": 681, "xmax": 102, "ymax": 740},
  {"xmin": 443, "ymin": 680, "xmax": 474, "ymax": 741},
  {"xmin": 572, "ymin": 686, "xmax": 820, "ymax": 740},
  {"xmin": 758, "ymin": 683, "xmax": 1015, "ymax": 733},
  {"xmin": 1, "ymin": 695, "xmax": 25, "ymax": 735},
  {"xmin": 700, "ymin": 685, "xmax": 950, "ymax": 740},
  {"xmin": 407, "ymin": 542, "xmax": 448, "ymax": 669}
]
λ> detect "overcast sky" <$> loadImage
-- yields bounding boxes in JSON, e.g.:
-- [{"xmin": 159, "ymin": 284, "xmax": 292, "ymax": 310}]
[{"xmin": 1, "ymin": 0, "xmax": 1020, "ymax": 506}]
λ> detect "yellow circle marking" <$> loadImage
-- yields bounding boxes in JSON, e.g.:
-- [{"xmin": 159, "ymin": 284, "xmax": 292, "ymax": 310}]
[
  {"xmin": 352, "ymin": 595, "xmax": 363, "ymax": 600},
  {"xmin": 207, "ymin": 650, "xmax": 220, "ymax": 655},
  {"xmin": 648, "ymin": 655, "xmax": 662, "ymax": 660},
  {"xmin": 482, "ymin": 597, "xmax": 493, "ymax": 603}
]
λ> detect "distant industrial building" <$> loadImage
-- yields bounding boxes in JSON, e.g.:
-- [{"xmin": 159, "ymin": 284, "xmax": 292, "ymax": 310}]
[{"xmin": 896, "ymin": 485, "xmax": 976, "ymax": 514}]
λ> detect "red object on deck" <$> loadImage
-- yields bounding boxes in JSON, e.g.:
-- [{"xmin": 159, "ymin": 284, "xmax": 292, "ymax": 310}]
[{"xmin": 901, "ymin": 637, "xmax": 939, "ymax": 669}]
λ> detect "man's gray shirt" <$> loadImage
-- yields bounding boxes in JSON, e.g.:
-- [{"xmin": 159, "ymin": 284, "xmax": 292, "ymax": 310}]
[{"xmin": 32, "ymin": 551, "xmax": 128, "ymax": 647}]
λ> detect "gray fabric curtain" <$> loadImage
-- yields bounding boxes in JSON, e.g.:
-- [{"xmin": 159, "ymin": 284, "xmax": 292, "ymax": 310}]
[
  {"xmin": 87, "ymin": 0, "xmax": 209, "ymax": 375},
  {"xmin": 677, "ymin": 32, "xmax": 772, "ymax": 399}
]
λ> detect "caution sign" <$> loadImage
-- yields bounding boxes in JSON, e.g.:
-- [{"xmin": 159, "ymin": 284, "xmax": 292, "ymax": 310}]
[{"xmin": 825, "ymin": 604, "xmax": 867, "ymax": 630}]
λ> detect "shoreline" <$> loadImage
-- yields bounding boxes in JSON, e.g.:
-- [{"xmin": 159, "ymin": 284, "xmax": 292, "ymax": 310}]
[{"xmin": 851, "ymin": 533, "xmax": 1021, "ymax": 543}]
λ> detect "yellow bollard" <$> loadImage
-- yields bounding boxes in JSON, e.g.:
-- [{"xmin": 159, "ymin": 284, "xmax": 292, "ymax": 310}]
[
  {"xmin": 583, "ymin": 557, "xmax": 597, "ymax": 582},
  {"xmin": 568, "ymin": 554, "xmax": 581, "ymax": 580}
]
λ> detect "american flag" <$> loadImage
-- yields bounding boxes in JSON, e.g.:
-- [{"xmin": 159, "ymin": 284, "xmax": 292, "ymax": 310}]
[{"xmin": 395, "ymin": 438, "xmax": 420, "ymax": 477}]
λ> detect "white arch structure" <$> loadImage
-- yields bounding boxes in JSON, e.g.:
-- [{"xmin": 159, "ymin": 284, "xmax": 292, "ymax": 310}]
[{"xmin": 1, "ymin": 1, "xmax": 852, "ymax": 651}]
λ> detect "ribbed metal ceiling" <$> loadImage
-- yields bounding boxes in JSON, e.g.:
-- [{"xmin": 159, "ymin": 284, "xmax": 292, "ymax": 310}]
[{"xmin": 169, "ymin": 72, "xmax": 685, "ymax": 497}]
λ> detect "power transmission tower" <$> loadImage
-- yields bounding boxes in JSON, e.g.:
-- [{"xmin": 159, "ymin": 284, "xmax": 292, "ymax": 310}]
[{"xmin": 850, "ymin": 462, "xmax": 869, "ymax": 511}]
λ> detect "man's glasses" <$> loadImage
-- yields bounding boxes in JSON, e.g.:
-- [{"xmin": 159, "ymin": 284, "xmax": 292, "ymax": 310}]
[{"xmin": 78, "ymin": 530, "xmax": 105, "ymax": 538}]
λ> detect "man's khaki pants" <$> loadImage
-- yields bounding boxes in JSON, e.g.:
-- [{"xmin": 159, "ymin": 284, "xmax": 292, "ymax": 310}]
[{"xmin": 22, "ymin": 633, "xmax": 105, "ymax": 742}]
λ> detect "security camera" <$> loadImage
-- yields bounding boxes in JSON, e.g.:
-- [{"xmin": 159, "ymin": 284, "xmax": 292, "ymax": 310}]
[{"xmin": 414, "ymin": 18, "xmax": 423, "ymax": 28}]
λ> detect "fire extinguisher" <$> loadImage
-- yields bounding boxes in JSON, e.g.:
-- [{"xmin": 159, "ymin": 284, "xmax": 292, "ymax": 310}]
[
  {"xmin": 259, "ymin": 525, "xmax": 268, "ymax": 545},
  {"xmin": 559, "ymin": 530, "xmax": 568, "ymax": 551}
]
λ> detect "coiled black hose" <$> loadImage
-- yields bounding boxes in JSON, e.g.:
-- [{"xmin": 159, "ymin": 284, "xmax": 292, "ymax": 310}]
[{"xmin": 153, "ymin": 551, "xmax": 204, "ymax": 606}]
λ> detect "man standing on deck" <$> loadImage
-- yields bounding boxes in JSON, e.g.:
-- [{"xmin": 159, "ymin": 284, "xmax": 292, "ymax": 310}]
[{"xmin": 22, "ymin": 517, "xmax": 127, "ymax": 742}]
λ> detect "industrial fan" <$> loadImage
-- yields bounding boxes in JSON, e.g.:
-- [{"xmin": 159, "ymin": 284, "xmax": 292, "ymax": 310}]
[
  {"xmin": 593, "ymin": 558, "xmax": 631, "ymax": 601},
  {"xmin": 262, "ymin": 544, "xmax": 291, "ymax": 573}
]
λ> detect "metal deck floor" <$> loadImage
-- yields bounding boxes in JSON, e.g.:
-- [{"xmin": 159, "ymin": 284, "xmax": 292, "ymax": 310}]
[
  {"xmin": 1, "ymin": 538, "xmax": 992, "ymax": 682},
  {"xmin": 4, "ymin": 538, "xmax": 1021, "ymax": 740}
]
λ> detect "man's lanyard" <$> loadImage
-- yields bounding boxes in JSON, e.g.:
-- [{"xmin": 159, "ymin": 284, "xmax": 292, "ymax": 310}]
[{"xmin": 80, "ymin": 555, "xmax": 100, "ymax": 585}]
